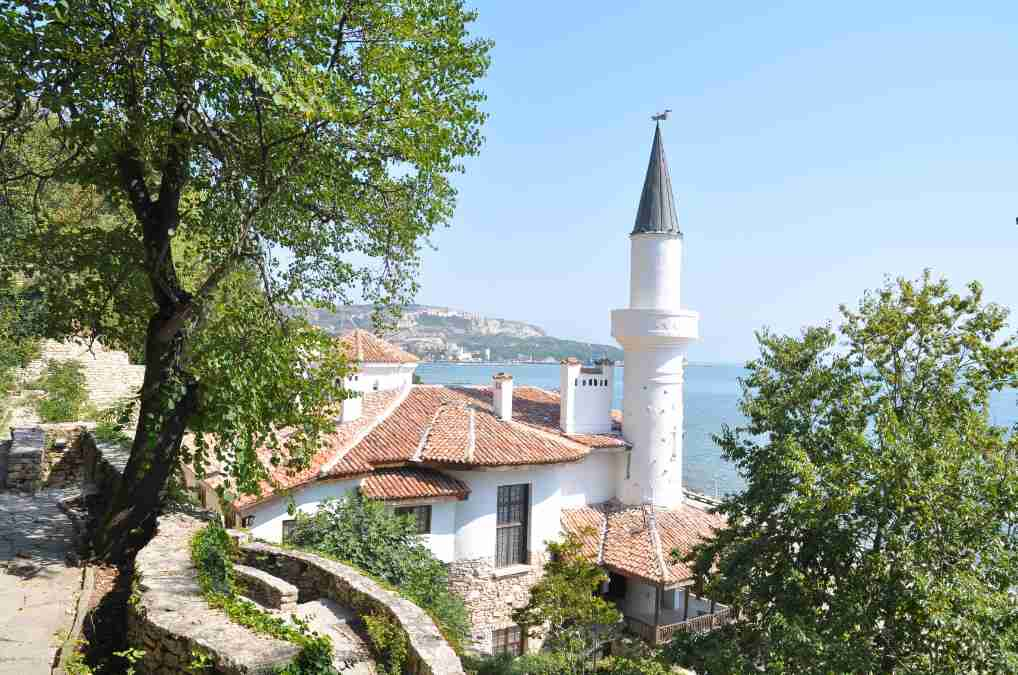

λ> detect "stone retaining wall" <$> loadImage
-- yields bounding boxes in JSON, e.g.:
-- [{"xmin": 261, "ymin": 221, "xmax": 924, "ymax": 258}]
[
  {"xmin": 239, "ymin": 542, "xmax": 466, "ymax": 675},
  {"xmin": 128, "ymin": 513, "xmax": 301, "ymax": 675},
  {"xmin": 3, "ymin": 426, "xmax": 45, "ymax": 490},
  {"xmin": 234, "ymin": 564, "xmax": 299, "ymax": 612},
  {"xmin": 40, "ymin": 423, "xmax": 91, "ymax": 488}
]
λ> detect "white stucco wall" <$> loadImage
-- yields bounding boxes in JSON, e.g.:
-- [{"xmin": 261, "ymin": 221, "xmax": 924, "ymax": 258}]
[
  {"xmin": 447, "ymin": 465, "xmax": 564, "ymax": 562},
  {"xmin": 420, "ymin": 500, "xmax": 456, "ymax": 563},
  {"xmin": 245, "ymin": 479, "xmax": 362, "ymax": 543},
  {"xmin": 623, "ymin": 577, "xmax": 659, "ymax": 620},
  {"xmin": 558, "ymin": 452, "xmax": 624, "ymax": 509},
  {"xmin": 343, "ymin": 363, "xmax": 416, "ymax": 394},
  {"xmin": 448, "ymin": 455, "xmax": 624, "ymax": 563}
]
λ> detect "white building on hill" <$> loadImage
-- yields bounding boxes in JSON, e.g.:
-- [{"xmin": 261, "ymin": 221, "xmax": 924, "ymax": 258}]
[{"xmin": 187, "ymin": 123, "xmax": 727, "ymax": 655}]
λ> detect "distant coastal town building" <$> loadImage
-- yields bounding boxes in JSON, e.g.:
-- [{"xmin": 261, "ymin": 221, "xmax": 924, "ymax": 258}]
[{"xmin": 185, "ymin": 123, "xmax": 727, "ymax": 654}]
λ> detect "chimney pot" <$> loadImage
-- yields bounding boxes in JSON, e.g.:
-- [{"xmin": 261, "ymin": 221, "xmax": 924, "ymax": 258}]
[{"xmin": 493, "ymin": 373, "xmax": 513, "ymax": 421}]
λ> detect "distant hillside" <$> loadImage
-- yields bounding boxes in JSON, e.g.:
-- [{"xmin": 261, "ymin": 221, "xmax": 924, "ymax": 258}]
[{"xmin": 300, "ymin": 304, "xmax": 623, "ymax": 363}]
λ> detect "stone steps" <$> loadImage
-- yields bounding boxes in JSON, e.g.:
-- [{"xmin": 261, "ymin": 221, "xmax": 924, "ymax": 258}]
[
  {"xmin": 235, "ymin": 566, "xmax": 377, "ymax": 673},
  {"xmin": 289, "ymin": 598, "xmax": 376, "ymax": 668}
]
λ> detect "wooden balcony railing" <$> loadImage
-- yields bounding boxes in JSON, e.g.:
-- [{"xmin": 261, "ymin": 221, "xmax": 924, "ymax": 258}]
[{"xmin": 625, "ymin": 606, "xmax": 736, "ymax": 646}]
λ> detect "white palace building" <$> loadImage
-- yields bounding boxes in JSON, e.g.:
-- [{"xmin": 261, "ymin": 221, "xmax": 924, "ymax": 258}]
[{"xmin": 187, "ymin": 123, "xmax": 728, "ymax": 655}]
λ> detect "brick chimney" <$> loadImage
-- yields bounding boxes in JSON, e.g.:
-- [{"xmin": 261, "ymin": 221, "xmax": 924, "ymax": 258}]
[{"xmin": 493, "ymin": 373, "xmax": 513, "ymax": 421}]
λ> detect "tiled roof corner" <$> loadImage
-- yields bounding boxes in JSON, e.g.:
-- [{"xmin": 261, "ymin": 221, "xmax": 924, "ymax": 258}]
[
  {"xmin": 338, "ymin": 329, "xmax": 419, "ymax": 364},
  {"xmin": 562, "ymin": 500, "xmax": 724, "ymax": 586}
]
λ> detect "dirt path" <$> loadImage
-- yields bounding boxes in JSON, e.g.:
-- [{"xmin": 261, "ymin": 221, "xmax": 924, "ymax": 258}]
[{"xmin": 0, "ymin": 490, "xmax": 82, "ymax": 674}]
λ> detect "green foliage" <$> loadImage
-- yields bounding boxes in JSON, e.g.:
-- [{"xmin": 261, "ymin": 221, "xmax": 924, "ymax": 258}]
[
  {"xmin": 93, "ymin": 398, "xmax": 138, "ymax": 444},
  {"xmin": 63, "ymin": 639, "xmax": 97, "ymax": 675},
  {"xmin": 681, "ymin": 272, "xmax": 1018, "ymax": 674},
  {"xmin": 463, "ymin": 653, "xmax": 671, "ymax": 675},
  {"xmin": 112, "ymin": 646, "xmax": 147, "ymax": 675},
  {"xmin": 0, "ymin": 288, "xmax": 41, "ymax": 426},
  {"xmin": 595, "ymin": 656, "xmax": 671, "ymax": 675},
  {"xmin": 190, "ymin": 522, "xmax": 337, "ymax": 674},
  {"xmin": 0, "ymin": 0, "xmax": 491, "ymax": 559},
  {"xmin": 364, "ymin": 612, "xmax": 409, "ymax": 675},
  {"xmin": 33, "ymin": 359, "xmax": 93, "ymax": 422},
  {"xmin": 511, "ymin": 532, "xmax": 621, "ymax": 670},
  {"xmin": 287, "ymin": 493, "xmax": 470, "ymax": 650}
]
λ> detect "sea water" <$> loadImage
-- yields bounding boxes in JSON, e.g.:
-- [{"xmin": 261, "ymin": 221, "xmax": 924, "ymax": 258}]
[{"xmin": 416, "ymin": 362, "xmax": 1018, "ymax": 498}]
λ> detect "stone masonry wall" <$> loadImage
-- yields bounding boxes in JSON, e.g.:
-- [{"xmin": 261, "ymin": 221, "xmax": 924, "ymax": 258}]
[
  {"xmin": 129, "ymin": 513, "xmax": 301, "ymax": 675},
  {"xmin": 239, "ymin": 541, "xmax": 466, "ymax": 675},
  {"xmin": 3, "ymin": 426, "xmax": 45, "ymax": 491},
  {"xmin": 446, "ymin": 554, "xmax": 547, "ymax": 655},
  {"xmin": 39, "ymin": 423, "xmax": 90, "ymax": 488},
  {"xmin": 6, "ymin": 339, "xmax": 144, "ymax": 431}
]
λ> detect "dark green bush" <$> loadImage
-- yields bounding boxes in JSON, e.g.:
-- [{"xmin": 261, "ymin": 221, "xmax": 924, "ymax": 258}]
[
  {"xmin": 287, "ymin": 493, "xmax": 470, "ymax": 650},
  {"xmin": 34, "ymin": 359, "xmax": 91, "ymax": 422}
]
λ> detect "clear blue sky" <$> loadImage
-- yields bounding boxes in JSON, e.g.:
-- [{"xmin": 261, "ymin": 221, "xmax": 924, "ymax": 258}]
[{"xmin": 411, "ymin": 1, "xmax": 1018, "ymax": 363}]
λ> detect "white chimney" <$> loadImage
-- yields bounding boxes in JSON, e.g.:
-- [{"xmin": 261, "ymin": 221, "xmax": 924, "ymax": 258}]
[
  {"xmin": 493, "ymin": 373, "xmax": 513, "ymax": 421},
  {"xmin": 338, "ymin": 393, "xmax": 362, "ymax": 423},
  {"xmin": 560, "ymin": 358, "xmax": 614, "ymax": 435}
]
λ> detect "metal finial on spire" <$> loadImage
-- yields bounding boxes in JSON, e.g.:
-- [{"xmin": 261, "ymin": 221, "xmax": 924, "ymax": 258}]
[{"xmin": 651, "ymin": 109, "xmax": 672, "ymax": 121}]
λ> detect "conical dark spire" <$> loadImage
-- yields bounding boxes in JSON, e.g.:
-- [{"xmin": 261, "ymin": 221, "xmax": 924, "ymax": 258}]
[{"xmin": 632, "ymin": 123, "xmax": 681, "ymax": 236}]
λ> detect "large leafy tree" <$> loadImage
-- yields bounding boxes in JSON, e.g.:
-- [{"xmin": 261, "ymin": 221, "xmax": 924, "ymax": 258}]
[
  {"xmin": 672, "ymin": 272, "xmax": 1018, "ymax": 673},
  {"xmin": 512, "ymin": 534, "xmax": 622, "ymax": 674},
  {"xmin": 0, "ymin": 0, "xmax": 490, "ymax": 562}
]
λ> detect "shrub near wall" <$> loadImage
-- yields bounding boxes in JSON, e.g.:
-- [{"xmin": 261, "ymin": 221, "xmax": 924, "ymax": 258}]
[
  {"xmin": 33, "ymin": 359, "xmax": 92, "ymax": 422},
  {"xmin": 287, "ymin": 494, "xmax": 471, "ymax": 650}
]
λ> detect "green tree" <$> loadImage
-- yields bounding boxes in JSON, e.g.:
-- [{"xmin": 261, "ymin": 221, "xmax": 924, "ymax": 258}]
[
  {"xmin": 675, "ymin": 272, "xmax": 1018, "ymax": 674},
  {"xmin": 512, "ymin": 533, "xmax": 622, "ymax": 674},
  {"xmin": 0, "ymin": 0, "xmax": 489, "ymax": 562}
]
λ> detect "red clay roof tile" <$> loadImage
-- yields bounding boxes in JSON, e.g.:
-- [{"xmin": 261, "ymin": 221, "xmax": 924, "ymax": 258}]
[
  {"xmin": 338, "ymin": 329, "xmax": 419, "ymax": 364},
  {"xmin": 360, "ymin": 467, "xmax": 470, "ymax": 501},
  {"xmin": 562, "ymin": 501, "xmax": 725, "ymax": 586}
]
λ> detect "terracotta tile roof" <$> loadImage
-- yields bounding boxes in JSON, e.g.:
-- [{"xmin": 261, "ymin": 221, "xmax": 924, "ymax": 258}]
[
  {"xmin": 348, "ymin": 386, "xmax": 615, "ymax": 469},
  {"xmin": 231, "ymin": 384, "xmax": 627, "ymax": 510},
  {"xmin": 360, "ymin": 467, "xmax": 470, "ymax": 502},
  {"xmin": 562, "ymin": 500, "xmax": 725, "ymax": 586},
  {"xmin": 458, "ymin": 386, "xmax": 628, "ymax": 450},
  {"xmin": 232, "ymin": 388, "xmax": 403, "ymax": 509},
  {"xmin": 338, "ymin": 329, "xmax": 419, "ymax": 364}
]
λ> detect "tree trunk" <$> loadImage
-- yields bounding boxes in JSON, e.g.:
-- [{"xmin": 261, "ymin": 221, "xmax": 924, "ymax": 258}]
[{"xmin": 92, "ymin": 310, "xmax": 198, "ymax": 564}]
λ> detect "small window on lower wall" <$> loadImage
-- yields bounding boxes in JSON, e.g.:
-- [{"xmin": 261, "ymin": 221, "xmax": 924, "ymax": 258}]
[
  {"xmin": 395, "ymin": 505, "xmax": 432, "ymax": 534},
  {"xmin": 492, "ymin": 625, "xmax": 524, "ymax": 657},
  {"xmin": 281, "ymin": 519, "xmax": 297, "ymax": 544}
]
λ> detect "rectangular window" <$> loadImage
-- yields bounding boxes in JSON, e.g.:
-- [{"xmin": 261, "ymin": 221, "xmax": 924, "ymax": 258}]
[
  {"xmin": 281, "ymin": 519, "xmax": 297, "ymax": 544},
  {"xmin": 496, "ymin": 484, "xmax": 529, "ymax": 567},
  {"xmin": 492, "ymin": 626, "xmax": 524, "ymax": 657},
  {"xmin": 395, "ymin": 505, "xmax": 432, "ymax": 535}
]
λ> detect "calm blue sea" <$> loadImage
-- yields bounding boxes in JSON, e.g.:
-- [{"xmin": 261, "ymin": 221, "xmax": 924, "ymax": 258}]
[{"xmin": 417, "ymin": 363, "xmax": 1018, "ymax": 498}]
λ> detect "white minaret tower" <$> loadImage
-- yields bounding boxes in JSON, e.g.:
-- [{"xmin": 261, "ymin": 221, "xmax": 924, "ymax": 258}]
[{"xmin": 611, "ymin": 120, "xmax": 699, "ymax": 509}]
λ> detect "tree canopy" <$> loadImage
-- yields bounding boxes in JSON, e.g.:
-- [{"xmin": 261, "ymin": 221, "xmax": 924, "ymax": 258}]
[
  {"xmin": 673, "ymin": 272, "xmax": 1018, "ymax": 673},
  {"xmin": 0, "ymin": 0, "xmax": 490, "ymax": 561}
]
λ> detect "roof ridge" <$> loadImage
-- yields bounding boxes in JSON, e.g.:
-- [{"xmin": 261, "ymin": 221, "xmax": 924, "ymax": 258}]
[
  {"xmin": 466, "ymin": 406, "xmax": 476, "ymax": 463},
  {"xmin": 645, "ymin": 503, "xmax": 672, "ymax": 584},
  {"xmin": 411, "ymin": 401, "xmax": 445, "ymax": 463},
  {"xmin": 596, "ymin": 503, "xmax": 609, "ymax": 565},
  {"xmin": 319, "ymin": 385, "xmax": 412, "ymax": 476}
]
